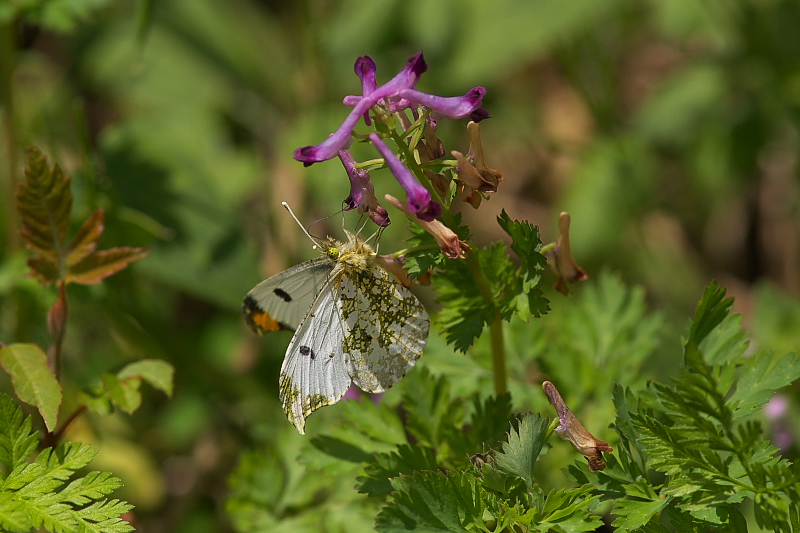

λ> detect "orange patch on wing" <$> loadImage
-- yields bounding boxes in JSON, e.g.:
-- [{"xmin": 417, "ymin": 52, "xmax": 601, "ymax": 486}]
[{"xmin": 249, "ymin": 309, "xmax": 282, "ymax": 334}]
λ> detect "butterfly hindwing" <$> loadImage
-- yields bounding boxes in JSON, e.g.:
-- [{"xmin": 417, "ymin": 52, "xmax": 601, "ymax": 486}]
[
  {"xmin": 243, "ymin": 258, "xmax": 333, "ymax": 334},
  {"xmin": 279, "ymin": 268, "xmax": 352, "ymax": 434},
  {"xmin": 340, "ymin": 266, "xmax": 429, "ymax": 393}
]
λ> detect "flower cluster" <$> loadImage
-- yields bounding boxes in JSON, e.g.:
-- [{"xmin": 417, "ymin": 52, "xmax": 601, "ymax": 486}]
[
  {"xmin": 293, "ymin": 52, "xmax": 488, "ymax": 226},
  {"xmin": 293, "ymin": 52, "xmax": 588, "ymax": 294}
]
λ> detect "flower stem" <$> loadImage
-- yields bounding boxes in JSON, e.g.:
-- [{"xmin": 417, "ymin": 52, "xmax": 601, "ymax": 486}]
[
  {"xmin": 0, "ymin": 20, "xmax": 19, "ymax": 254},
  {"xmin": 464, "ymin": 252, "xmax": 507, "ymax": 395}
]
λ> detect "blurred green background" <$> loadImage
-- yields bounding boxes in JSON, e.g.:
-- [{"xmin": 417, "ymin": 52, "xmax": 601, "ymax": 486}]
[{"xmin": 1, "ymin": 0, "xmax": 799, "ymax": 531}]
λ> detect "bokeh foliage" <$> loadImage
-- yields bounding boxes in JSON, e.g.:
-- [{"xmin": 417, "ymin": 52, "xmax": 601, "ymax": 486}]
[{"xmin": 1, "ymin": 0, "xmax": 799, "ymax": 531}]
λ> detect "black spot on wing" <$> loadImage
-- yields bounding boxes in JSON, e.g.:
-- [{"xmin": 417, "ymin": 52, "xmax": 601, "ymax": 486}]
[
  {"xmin": 274, "ymin": 288, "xmax": 292, "ymax": 302},
  {"xmin": 299, "ymin": 345, "xmax": 315, "ymax": 359}
]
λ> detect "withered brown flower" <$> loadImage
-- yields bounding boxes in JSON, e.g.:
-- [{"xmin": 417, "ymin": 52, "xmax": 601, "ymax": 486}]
[{"xmin": 542, "ymin": 381, "xmax": 612, "ymax": 472}]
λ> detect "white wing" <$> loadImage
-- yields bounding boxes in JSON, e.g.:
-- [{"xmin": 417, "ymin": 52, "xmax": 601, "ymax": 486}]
[
  {"xmin": 339, "ymin": 266, "xmax": 429, "ymax": 393},
  {"xmin": 243, "ymin": 258, "xmax": 333, "ymax": 334},
  {"xmin": 279, "ymin": 269, "xmax": 352, "ymax": 434}
]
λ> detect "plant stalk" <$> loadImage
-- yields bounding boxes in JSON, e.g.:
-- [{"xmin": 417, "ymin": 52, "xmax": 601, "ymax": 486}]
[
  {"xmin": 464, "ymin": 252, "xmax": 507, "ymax": 395},
  {"xmin": 0, "ymin": 20, "xmax": 18, "ymax": 253}
]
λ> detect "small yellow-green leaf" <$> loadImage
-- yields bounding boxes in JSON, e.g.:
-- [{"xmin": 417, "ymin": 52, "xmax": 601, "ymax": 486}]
[
  {"xmin": 102, "ymin": 373, "xmax": 142, "ymax": 414},
  {"xmin": 66, "ymin": 209, "xmax": 104, "ymax": 266},
  {"xmin": 0, "ymin": 343, "xmax": 62, "ymax": 431},
  {"xmin": 118, "ymin": 359, "xmax": 174, "ymax": 397},
  {"xmin": 66, "ymin": 247, "xmax": 150, "ymax": 285},
  {"xmin": 78, "ymin": 389, "xmax": 113, "ymax": 415}
]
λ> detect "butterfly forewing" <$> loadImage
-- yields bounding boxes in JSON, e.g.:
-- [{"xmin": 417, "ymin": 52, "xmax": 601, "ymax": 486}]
[{"xmin": 243, "ymin": 258, "xmax": 333, "ymax": 334}]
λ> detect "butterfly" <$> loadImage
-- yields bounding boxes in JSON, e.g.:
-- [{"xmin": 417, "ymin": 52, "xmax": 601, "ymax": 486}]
[{"xmin": 243, "ymin": 208, "xmax": 429, "ymax": 434}]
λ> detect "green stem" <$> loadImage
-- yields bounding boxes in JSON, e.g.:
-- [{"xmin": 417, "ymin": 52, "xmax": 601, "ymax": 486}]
[
  {"xmin": 464, "ymin": 252, "xmax": 507, "ymax": 395},
  {"xmin": 0, "ymin": 20, "xmax": 18, "ymax": 253}
]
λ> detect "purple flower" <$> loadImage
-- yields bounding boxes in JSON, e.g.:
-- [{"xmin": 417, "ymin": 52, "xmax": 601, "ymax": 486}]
[
  {"xmin": 294, "ymin": 52, "xmax": 427, "ymax": 165},
  {"xmin": 294, "ymin": 52, "xmax": 489, "ymax": 165},
  {"xmin": 370, "ymin": 133, "xmax": 441, "ymax": 221},
  {"xmin": 338, "ymin": 148, "xmax": 390, "ymax": 227},
  {"xmin": 396, "ymin": 87, "xmax": 489, "ymax": 121}
]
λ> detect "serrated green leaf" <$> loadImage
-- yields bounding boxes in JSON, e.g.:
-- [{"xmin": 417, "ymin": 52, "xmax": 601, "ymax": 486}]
[
  {"xmin": 356, "ymin": 444, "xmax": 439, "ymax": 497},
  {"xmin": 494, "ymin": 413, "xmax": 549, "ymax": 491},
  {"xmin": 612, "ymin": 497, "xmax": 668, "ymax": 530},
  {"xmin": 337, "ymin": 396, "xmax": 407, "ymax": 448},
  {"xmin": 401, "ymin": 368, "xmax": 461, "ymax": 447},
  {"xmin": 0, "ymin": 393, "xmax": 39, "ymax": 472},
  {"xmin": 432, "ymin": 257, "xmax": 493, "ymax": 353},
  {"xmin": 117, "ymin": 358, "xmax": 174, "ymax": 397},
  {"xmin": 728, "ymin": 351, "xmax": 800, "ymax": 419},
  {"xmin": 532, "ymin": 486, "xmax": 603, "ymax": 532},
  {"xmin": 75, "ymin": 499, "xmax": 134, "ymax": 533},
  {"xmin": 496, "ymin": 209, "xmax": 548, "ymax": 293},
  {"xmin": 464, "ymin": 393, "xmax": 514, "ymax": 453},
  {"xmin": 1, "ymin": 434, "xmax": 132, "ymax": 533},
  {"xmin": 684, "ymin": 282, "xmax": 733, "ymax": 359},
  {"xmin": 0, "ymin": 343, "xmax": 62, "ymax": 432},
  {"xmin": 376, "ymin": 470, "xmax": 486, "ymax": 532}
]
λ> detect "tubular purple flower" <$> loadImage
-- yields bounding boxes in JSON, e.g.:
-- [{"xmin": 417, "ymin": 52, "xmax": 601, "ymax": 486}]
[
  {"xmin": 294, "ymin": 52, "xmax": 428, "ymax": 166},
  {"xmin": 370, "ymin": 133, "xmax": 441, "ymax": 221},
  {"xmin": 354, "ymin": 56, "xmax": 377, "ymax": 126},
  {"xmin": 294, "ymin": 98, "xmax": 372, "ymax": 165},
  {"xmin": 355, "ymin": 56, "xmax": 378, "ymax": 94},
  {"xmin": 338, "ymin": 148, "xmax": 390, "ymax": 227},
  {"xmin": 396, "ymin": 86, "xmax": 489, "ymax": 121}
]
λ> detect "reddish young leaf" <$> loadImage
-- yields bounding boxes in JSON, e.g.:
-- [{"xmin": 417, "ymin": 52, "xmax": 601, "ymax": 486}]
[
  {"xmin": 66, "ymin": 247, "xmax": 150, "ymax": 285},
  {"xmin": 16, "ymin": 148, "xmax": 73, "ymax": 263},
  {"xmin": 66, "ymin": 209, "xmax": 104, "ymax": 266},
  {"xmin": 27, "ymin": 256, "xmax": 61, "ymax": 285}
]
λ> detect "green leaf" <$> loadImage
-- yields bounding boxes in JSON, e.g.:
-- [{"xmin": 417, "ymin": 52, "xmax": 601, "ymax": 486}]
[
  {"xmin": 400, "ymin": 368, "xmax": 461, "ymax": 448},
  {"xmin": 612, "ymin": 497, "xmax": 668, "ymax": 530},
  {"xmin": 0, "ymin": 403, "xmax": 133, "ymax": 533},
  {"xmin": 432, "ymin": 256, "xmax": 494, "ymax": 353},
  {"xmin": 494, "ymin": 413, "xmax": 549, "ymax": 491},
  {"xmin": 464, "ymin": 393, "xmax": 514, "ymax": 453},
  {"xmin": 532, "ymin": 485, "xmax": 603, "ymax": 532},
  {"xmin": 375, "ymin": 470, "xmax": 486, "ymax": 532},
  {"xmin": 102, "ymin": 373, "xmax": 142, "ymax": 414},
  {"xmin": 0, "ymin": 343, "xmax": 62, "ymax": 432},
  {"xmin": 496, "ymin": 211, "xmax": 549, "ymax": 321},
  {"xmin": 117, "ymin": 358, "xmax": 175, "ymax": 397},
  {"xmin": 356, "ymin": 444, "xmax": 439, "ymax": 497},
  {"xmin": 684, "ymin": 282, "xmax": 734, "ymax": 361},
  {"xmin": 728, "ymin": 350, "xmax": 800, "ymax": 419},
  {"xmin": 0, "ymin": 393, "xmax": 39, "ymax": 472},
  {"xmin": 78, "ymin": 388, "xmax": 113, "ymax": 416}
]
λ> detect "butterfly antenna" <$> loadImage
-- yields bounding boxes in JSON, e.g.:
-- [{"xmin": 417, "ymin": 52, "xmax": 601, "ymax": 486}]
[
  {"xmin": 368, "ymin": 225, "xmax": 385, "ymax": 253},
  {"xmin": 282, "ymin": 202, "xmax": 320, "ymax": 248}
]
